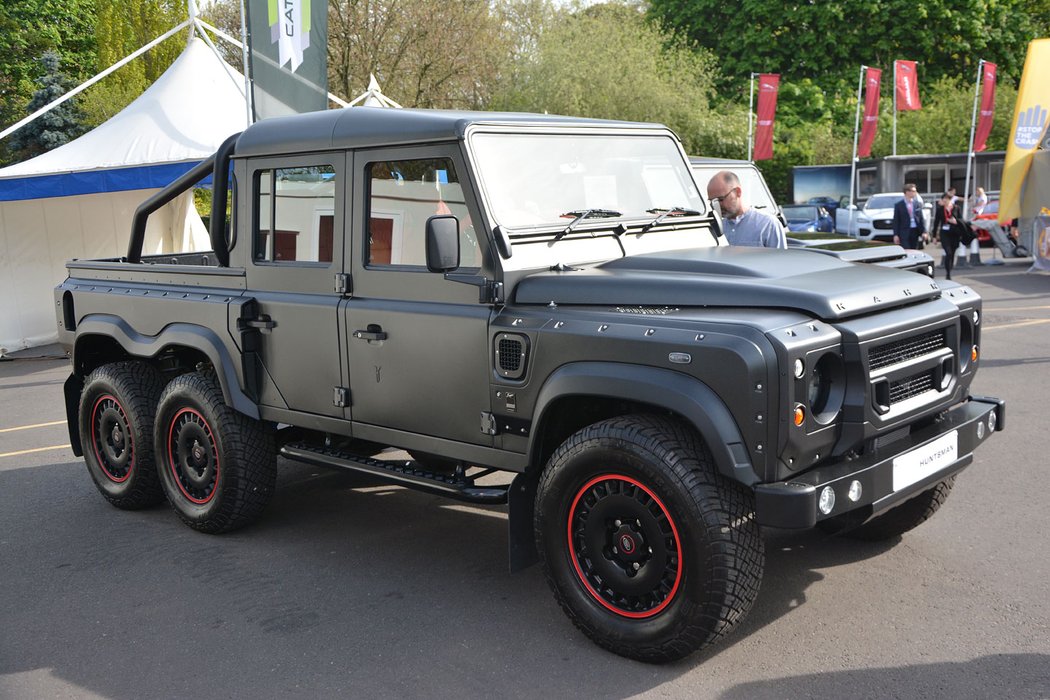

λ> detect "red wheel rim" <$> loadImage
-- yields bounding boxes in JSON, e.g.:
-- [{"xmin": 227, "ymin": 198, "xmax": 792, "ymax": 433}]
[
  {"xmin": 567, "ymin": 474, "xmax": 683, "ymax": 619},
  {"xmin": 90, "ymin": 394, "xmax": 135, "ymax": 483},
  {"xmin": 167, "ymin": 408, "xmax": 220, "ymax": 504}
]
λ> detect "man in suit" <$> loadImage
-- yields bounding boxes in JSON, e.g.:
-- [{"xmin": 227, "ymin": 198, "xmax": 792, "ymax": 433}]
[{"xmin": 892, "ymin": 183, "xmax": 925, "ymax": 249}]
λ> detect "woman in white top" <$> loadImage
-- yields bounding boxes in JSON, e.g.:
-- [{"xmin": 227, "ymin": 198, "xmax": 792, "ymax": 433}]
[{"xmin": 972, "ymin": 186, "xmax": 988, "ymax": 216}]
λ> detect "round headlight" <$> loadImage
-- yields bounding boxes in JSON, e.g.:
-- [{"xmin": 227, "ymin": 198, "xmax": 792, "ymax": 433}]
[{"xmin": 819, "ymin": 486, "xmax": 836, "ymax": 515}]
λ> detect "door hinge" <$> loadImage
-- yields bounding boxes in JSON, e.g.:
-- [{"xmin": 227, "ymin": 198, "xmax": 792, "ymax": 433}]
[
  {"xmin": 334, "ymin": 273, "xmax": 352, "ymax": 296},
  {"xmin": 333, "ymin": 386, "xmax": 351, "ymax": 407},
  {"xmin": 480, "ymin": 411, "xmax": 499, "ymax": 436}
]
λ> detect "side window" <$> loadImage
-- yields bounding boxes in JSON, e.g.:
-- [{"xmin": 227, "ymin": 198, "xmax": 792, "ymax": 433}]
[
  {"xmin": 254, "ymin": 165, "xmax": 336, "ymax": 263},
  {"xmin": 366, "ymin": 158, "xmax": 477, "ymax": 268}
]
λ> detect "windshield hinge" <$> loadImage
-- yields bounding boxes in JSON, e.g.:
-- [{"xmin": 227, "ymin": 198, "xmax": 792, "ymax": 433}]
[{"xmin": 334, "ymin": 273, "xmax": 352, "ymax": 296}]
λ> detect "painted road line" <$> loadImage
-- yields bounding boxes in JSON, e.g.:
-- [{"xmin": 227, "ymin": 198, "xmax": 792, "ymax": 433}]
[
  {"xmin": 0, "ymin": 420, "xmax": 66, "ymax": 433},
  {"xmin": 982, "ymin": 319, "xmax": 1050, "ymax": 332},
  {"xmin": 0, "ymin": 444, "xmax": 71, "ymax": 459}
]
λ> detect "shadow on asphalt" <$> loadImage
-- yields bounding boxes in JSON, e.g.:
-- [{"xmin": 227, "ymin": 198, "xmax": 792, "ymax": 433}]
[
  {"xmin": 718, "ymin": 653, "xmax": 1050, "ymax": 700},
  {"xmin": 0, "ymin": 455, "xmax": 935, "ymax": 699}
]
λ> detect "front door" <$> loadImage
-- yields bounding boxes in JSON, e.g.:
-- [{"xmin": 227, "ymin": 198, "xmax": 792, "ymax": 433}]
[
  {"xmin": 346, "ymin": 145, "xmax": 492, "ymax": 446},
  {"xmin": 243, "ymin": 152, "xmax": 347, "ymax": 419}
]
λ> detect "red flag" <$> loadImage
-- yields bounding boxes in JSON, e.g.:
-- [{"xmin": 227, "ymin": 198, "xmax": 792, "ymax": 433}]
[
  {"xmin": 973, "ymin": 62, "xmax": 998, "ymax": 152},
  {"xmin": 895, "ymin": 60, "xmax": 922, "ymax": 111},
  {"xmin": 858, "ymin": 67, "xmax": 882, "ymax": 158},
  {"xmin": 753, "ymin": 73, "xmax": 779, "ymax": 161}
]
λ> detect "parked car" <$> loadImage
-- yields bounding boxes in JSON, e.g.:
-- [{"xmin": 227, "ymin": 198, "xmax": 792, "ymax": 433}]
[
  {"xmin": 971, "ymin": 199, "xmax": 999, "ymax": 245},
  {"xmin": 782, "ymin": 204, "xmax": 834, "ymax": 232},
  {"xmin": 835, "ymin": 192, "xmax": 928, "ymax": 241},
  {"xmin": 806, "ymin": 195, "xmax": 841, "ymax": 217}
]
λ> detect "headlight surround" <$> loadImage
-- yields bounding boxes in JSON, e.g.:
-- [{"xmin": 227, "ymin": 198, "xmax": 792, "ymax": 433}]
[{"xmin": 807, "ymin": 352, "xmax": 846, "ymax": 425}]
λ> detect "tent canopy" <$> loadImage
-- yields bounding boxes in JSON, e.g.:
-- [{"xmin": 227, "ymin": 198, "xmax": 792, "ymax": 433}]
[{"xmin": 0, "ymin": 38, "xmax": 248, "ymax": 201}]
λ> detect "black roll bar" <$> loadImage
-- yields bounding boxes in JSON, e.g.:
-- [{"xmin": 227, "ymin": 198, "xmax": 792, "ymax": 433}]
[{"xmin": 126, "ymin": 132, "xmax": 241, "ymax": 266}]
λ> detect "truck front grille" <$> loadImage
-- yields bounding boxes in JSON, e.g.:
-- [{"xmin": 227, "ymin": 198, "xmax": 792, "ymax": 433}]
[
  {"xmin": 889, "ymin": 370, "xmax": 935, "ymax": 404},
  {"xmin": 869, "ymin": 329, "xmax": 947, "ymax": 370}
]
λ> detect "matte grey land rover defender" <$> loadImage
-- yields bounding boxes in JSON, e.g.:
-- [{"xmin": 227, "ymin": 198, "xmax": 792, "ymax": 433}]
[{"xmin": 56, "ymin": 108, "xmax": 1004, "ymax": 662}]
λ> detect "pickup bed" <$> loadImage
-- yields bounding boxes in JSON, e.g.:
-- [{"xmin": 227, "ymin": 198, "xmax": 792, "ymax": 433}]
[{"xmin": 56, "ymin": 108, "xmax": 1004, "ymax": 662}]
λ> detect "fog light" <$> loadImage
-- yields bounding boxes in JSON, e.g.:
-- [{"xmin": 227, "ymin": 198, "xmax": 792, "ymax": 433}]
[
  {"xmin": 977, "ymin": 422, "xmax": 986, "ymax": 440},
  {"xmin": 988, "ymin": 410, "xmax": 997, "ymax": 431},
  {"xmin": 971, "ymin": 345, "xmax": 979, "ymax": 362},
  {"xmin": 793, "ymin": 404, "xmax": 806, "ymax": 427},
  {"xmin": 818, "ymin": 486, "xmax": 836, "ymax": 515},
  {"xmin": 793, "ymin": 358, "xmax": 805, "ymax": 378},
  {"xmin": 848, "ymin": 480, "xmax": 863, "ymax": 502},
  {"xmin": 973, "ymin": 309, "xmax": 980, "ymax": 326}
]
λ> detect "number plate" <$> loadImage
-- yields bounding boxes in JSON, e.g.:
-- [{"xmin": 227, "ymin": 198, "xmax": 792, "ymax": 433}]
[{"xmin": 892, "ymin": 430, "xmax": 959, "ymax": 492}]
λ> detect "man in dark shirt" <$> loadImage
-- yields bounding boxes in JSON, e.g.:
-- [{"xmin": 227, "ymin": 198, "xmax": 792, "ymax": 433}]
[{"xmin": 892, "ymin": 183, "xmax": 926, "ymax": 249}]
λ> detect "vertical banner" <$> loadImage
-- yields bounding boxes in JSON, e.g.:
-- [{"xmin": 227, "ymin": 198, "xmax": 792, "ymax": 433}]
[
  {"xmin": 246, "ymin": 0, "xmax": 329, "ymax": 120},
  {"xmin": 973, "ymin": 62, "xmax": 998, "ymax": 152},
  {"xmin": 858, "ymin": 67, "xmax": 882, "ymax": 158},
  {"xmin": 752, "ymin": 73, "xmax": 779, "ymax": 161},
  {"xmin": 1000, "ymin": 38, "xmax": 1050, "ymax": 224},
  {"xmin": 895, "ymin": 60, "xmax": 922, "ymax": 111}
]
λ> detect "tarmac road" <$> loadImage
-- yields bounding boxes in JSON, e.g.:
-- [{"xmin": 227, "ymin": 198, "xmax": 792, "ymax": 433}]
[{"xmin": 1, "ymin": 258, "xmax": 1048, "ymax": 699}]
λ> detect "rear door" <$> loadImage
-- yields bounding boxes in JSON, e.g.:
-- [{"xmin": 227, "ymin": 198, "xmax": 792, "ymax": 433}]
[{"xmin": 243, "ymin": 152, "xmax": 348, "ymax": 419}]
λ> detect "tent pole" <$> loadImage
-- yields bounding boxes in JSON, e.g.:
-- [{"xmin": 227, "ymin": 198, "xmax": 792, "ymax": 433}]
[
  {"xmin": 0, "ymin": 20, "xmax": 191, "ymax": 143},
  {"xmin": 191, "ymin": 17, "xmax": 247, "ymax": 97},
  {"xmin": 238, "ymin": 0, "xmax": 253, "ymax": 124}
]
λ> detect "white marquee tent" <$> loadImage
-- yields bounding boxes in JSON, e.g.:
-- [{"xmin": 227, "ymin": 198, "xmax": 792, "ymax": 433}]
[{"xmin": 0, "ymin": 38, "xmax": 248, "ymax": 353}]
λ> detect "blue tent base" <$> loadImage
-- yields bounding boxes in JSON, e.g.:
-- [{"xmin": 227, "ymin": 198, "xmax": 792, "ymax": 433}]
[{"xmin": 0, "ymin": 161, "xmax": 211, "ymax": 202}]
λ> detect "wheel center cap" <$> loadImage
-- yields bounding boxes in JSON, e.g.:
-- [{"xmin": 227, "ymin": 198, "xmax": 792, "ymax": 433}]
[
  {"xmin": 111, "ymin": 424, "xmax": 124, "ymax": 445},
  {"xmin": 619, "ymin": 533, "xmax": 636, "ymax": 554},
  {"xmin": 191, "ymin": 441, "xmax": 206, "ymax": 464}
]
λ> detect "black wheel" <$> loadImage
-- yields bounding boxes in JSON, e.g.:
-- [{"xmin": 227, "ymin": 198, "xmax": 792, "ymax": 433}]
[
  {"xmin": 535, "ymin": 415, "xmax": 764, "ymax": 663},
  {"xmin": 79, "ymin": 362, "xmax": 167, "ymax": 509},
  {"xmin": 822, "ymin": 477, "xmax": 955, "ymax": 541},
  {"xmin": 154, "ymin": 372, "xmax": 276, "ymax": 533}
]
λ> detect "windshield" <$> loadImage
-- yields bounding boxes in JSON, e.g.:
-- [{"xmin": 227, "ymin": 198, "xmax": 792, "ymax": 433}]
[
  {"xmin": 865, "ymin": 195, "xmax": 902, "ymax": 210},
  {"xmin": 783, "ymin": 205, "xmax": 819, "ymax": 221},
  {"xmin": 470, "ymin": 132, "xmax": 705, "ymax": 230}
]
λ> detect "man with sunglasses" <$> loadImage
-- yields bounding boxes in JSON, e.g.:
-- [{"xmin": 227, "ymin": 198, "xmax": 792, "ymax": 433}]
[{"xmin": 706, "ymin": 170, "xmax": 786, "ymax": 248}]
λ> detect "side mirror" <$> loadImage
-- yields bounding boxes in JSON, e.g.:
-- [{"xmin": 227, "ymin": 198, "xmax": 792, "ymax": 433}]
[{"xmin": 426, "ymin": 215, "xmax": 460, "ymax": 273}]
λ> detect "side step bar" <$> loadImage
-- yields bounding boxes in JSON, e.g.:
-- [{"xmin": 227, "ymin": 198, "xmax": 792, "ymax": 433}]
[{"xmin": 280, "ymin": 441, "xmax": 509, "ymax": 505}]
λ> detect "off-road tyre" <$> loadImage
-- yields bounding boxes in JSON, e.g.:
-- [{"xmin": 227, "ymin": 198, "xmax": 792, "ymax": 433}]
[
  {"xmin": 154, "ymin": 371, "xmax": 276, "ymax": 533},
  {"xmin": 79, "ymin": 361, "xmax": 167, "ymax": 509},
  {"xmin": 534, "ymin": 415, "xmax": 764, "ymax": 663},
  {"xmin": 823, "ymin": 477, "xmax": 956, "ymax": 541}
]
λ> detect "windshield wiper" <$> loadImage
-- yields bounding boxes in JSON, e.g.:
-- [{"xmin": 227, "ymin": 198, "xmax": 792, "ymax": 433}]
[
  {"xmin": 554, "ymin": 208, "xmax": 622, "ymax": 241},
  {"xmin": 642, "ymin": 206, "xmax": 702, "ymax": 232}
]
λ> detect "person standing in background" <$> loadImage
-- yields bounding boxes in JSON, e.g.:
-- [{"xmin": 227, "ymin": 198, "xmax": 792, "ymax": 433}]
[
  {"xmin": 933, "ymin": 192, "xmax": 962, "ymax": 280},
  {"xmin": 892, "ymin": 183, "xmax": 926, "ymax": 249}
]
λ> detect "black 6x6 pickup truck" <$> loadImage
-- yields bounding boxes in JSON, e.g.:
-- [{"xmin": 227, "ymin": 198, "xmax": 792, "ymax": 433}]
[{"xmin": 55, "ymin": 108, "xmax": 1004, "ymax": 663}]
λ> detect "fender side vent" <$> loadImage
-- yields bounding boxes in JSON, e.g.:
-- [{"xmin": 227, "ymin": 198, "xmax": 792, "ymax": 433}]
[{"xmin": 495, "ymin": 332, "xmax": 529, "ymax": 380}]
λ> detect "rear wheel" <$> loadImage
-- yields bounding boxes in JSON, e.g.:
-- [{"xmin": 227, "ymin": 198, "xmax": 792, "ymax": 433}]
[
  {"xmin": 535, "ymin": 415, "xmax": 764, "ymax": 663},
  {"xmin": 79, "ymin": 362, "xmax": 167, "ymax": 509},
  {"xmin": 155, "ymin": 372, "xmax": 276, "ymax": 533}
]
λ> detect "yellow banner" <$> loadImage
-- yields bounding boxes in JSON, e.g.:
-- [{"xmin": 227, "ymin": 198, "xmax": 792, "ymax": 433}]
[{"xmin": 1000, "ymin": 38, "xmax": 1050, "ymax": 224}]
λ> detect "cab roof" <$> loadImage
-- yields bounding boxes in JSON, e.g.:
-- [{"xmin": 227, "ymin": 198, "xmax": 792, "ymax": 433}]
[{"xmin": 234, "ymin": 107, "xmax": 666, "ymax": 158}]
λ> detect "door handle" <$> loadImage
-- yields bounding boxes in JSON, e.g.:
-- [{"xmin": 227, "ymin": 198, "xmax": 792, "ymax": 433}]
[
  {"xmin": 353, "ymin": 325, "xmax": 387, "ymax": 341},
  {"xmin": 245, "ymin": 315, "xmax": 276, "ymax": 330}
]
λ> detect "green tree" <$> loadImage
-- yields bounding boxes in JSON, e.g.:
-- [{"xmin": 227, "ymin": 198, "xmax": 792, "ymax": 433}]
[
  {"xmin": 80, "ymin": 0, "xmax": 187, "ymax": 126},
  {"xmin": 648, "ymin": 0, "xmax": 1048, "ymax": 90},
  {"xmin": 6, "ymin": 51, "xmax": 86, "ymax": 161},
  {"xmin": 0, "ymin": 0, "xmax": 97, "ymax": 165},
  {"xmin": 489, "ymin": 2, "xmax": 729, "ymax": 156}
]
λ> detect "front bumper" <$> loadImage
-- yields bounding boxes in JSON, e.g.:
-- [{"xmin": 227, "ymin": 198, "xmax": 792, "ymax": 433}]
[{"xmin": 754, "ymin": 396, "xmax": 1005, "ymax": 528}]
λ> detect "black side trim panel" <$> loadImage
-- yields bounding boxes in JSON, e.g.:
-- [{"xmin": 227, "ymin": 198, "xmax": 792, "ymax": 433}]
[
  {"xmin": 530, "ymin": 362, "xmax": 757, "ymax": 485},
  {"xmin": 74, "ymin": 314, "xmax": 258, "ymax": 419},
  {"xmin": 63, "ymin": 373, "xmax": 85, "ymax": 457}
]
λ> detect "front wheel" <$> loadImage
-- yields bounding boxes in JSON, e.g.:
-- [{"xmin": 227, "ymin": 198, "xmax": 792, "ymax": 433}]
[
  {"xmin": 154, "ymin": 372, "xmax": 276, "ymax": 533},
  {"xmin": 534, "ymin": 415, "xmax": 764, "ymax": 663}
]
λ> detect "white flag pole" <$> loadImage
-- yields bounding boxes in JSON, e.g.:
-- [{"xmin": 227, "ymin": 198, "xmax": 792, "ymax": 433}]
[
  {"xmin": 963, "ymin": 60, "xmax": 984, "ymax": 219},
  {"xmin": 892, "ymin": 60, "xmax": 898, "ymax": 156},
  {"xmin": 849, "ymin": 65, "xmax": 864, "ymax": 236},
  {"xmin": 747, "ymin": 73, "xmax": 756, "ymax": 161}
]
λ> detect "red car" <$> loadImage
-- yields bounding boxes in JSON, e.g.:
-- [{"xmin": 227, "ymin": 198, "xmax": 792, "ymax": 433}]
[{"xmin": 972, "ymin": 200, "xmax": 999, "ymax": 245}]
